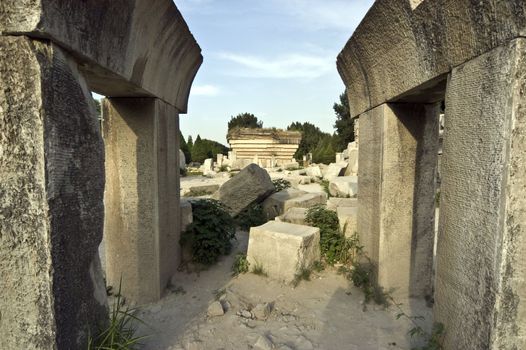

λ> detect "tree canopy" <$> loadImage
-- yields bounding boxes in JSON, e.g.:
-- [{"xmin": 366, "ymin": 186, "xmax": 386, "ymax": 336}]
[
  {"xmin": 190, "ymin": 134, "xmax": 229, "ymax": 164},
  {"xmin": 228, "ymin": 113, "xmax": 263, "ymax": 130},
  {"xmin": 333, "ymin": 91, "xmax": 355, "ymax": 151},
  {"xmin": 180, "ymin": 131, "xmax": 191, "ymax": 164}
]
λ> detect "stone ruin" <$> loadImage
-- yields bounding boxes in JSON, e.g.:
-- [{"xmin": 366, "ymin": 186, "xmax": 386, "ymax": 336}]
[
  {"xmin": 338, "ymin": 0, "xmax": 525, "ymax": 349},
  {"xmin": 0, "ymin": 0, "xmax": 201, "ymax": 348},
  {"xmin": 226, "ymin": 127, "xmax": 302, "ymax": 169}
]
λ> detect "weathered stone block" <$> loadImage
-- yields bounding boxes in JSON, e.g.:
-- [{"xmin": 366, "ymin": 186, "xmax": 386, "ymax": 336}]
[
  {"xmin": 263, "ymin": 189, "xmax": 326, "ymax": 220},
  {"xmin": 180, "ymin": 198, "xmax": 193, "ymax": 232},
  {"xmin": 247, "ymin": 222, "xmax": 321, "ymax": 283},
  {"xmin": 278, "ymin": 208, "xmax": 308, "ymax": 226},
  {"xmin": 323, "ymin": 162, "xmax": 348, "ymax": 180},
  {"xmin": 183, "ymin": 184, "xmax": 219, "ymax": 196},
  {"xmin": 0, "ymin": 0, "xmax": 203, "ymax": 111},
  {"xmin": 104, "ymin": 97, "xmax": 181, "ymax": 305},
  {"xmin": 305, "ymin": 165, "xmax": 322, "ymax": 178},
  {"xmin": 0, "ymin": 36, "xmax": 107, "ymax": 349},
  {"xmin": 218, "ymin": 163, "xmax": 275, "ymax": 216},
  {"xmin": 337, "ymin": 207, "xmax": 358, "ymax": 238},
  {"xmin": 326, "ymin": 198, "xmax": 358, "ymax": 211},
  {"xmin": 329, "ymin": 176, "xmax": 358, "ymax": 198}
]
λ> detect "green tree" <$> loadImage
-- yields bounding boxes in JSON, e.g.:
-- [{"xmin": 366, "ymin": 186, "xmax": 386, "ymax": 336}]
[
  {"xmin": 287, "ymin": 121, "xmax": 331, "ymax": 161},
  {"xmin": 228, "ymin": 113, "xmax": 263, "ymax": 130},
  {"xmin": 180, "ymin": 131, "xmax": 191, "ymax": 164},
  {"xmin": 191, "ymin": 135, "xmax": 229, "ymax": 164},
  {"xmin": 333, "ymin": 91, "xmax": 355, "ymax": 151},
  {"xmin": 187, "ymin": 135, "xmax": 193, "ymax": 151},
  {"xmin": 312, "ymin": 135, "xmax": 336, "ymax": 164}
]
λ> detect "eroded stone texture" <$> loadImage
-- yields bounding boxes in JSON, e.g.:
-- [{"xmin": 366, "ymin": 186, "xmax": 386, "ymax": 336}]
[
  {"xmin": 337, "ymin": 0, "xmax": 526, "ymax": 117},
  {"xmin": 0, "ymin": 36, "xmax": 107, "ymax": 349},
  {"xmin": 435, "ymin": 39, "xmax": 526, "ymax": 350},
  {"xmin": 0, "ymin": 0, "xmax": 203, "ymax": 111},
  {"xmin": 356, "ymin": 103, "xmax": 438, "ymax": 300},
  {"xmin": 247, "ymin": 222, "xmax": 321, "ymax": 283},
  {"xmin": 103, "ymin": 97, "xmax": 180, "ymax": 305}
]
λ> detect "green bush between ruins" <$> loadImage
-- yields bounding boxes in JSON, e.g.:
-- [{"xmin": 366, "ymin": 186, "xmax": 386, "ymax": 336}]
[
  {"xmin": 235, "ymin": 204, "xmax": 267, "ymax": 231},
  {"xmin": 88, "ymin": 280, "xmax": 147, "ymax": 350},
  {"xmin": 180, "ymin": 199, "xmax": 236, "ymax": 265},
  {"xmin": 272, "ymin": 178, "xmax": 291, "ymax": 192},
  {"xmin": 305, "ymin": 205, "xmax": 359, "ymax": 265},
  {"xmin": 232, "ymin": 253, "xmax": 250, "ymax": 276}
]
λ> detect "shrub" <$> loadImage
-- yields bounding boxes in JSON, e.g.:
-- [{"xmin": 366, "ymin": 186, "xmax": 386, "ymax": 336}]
[
  {"xmin": 305, "ymin": 205, "xmax": 360, "ymax": 265},
  {"xmin": 292, "ymin": 267, "xmax": 312, "ymax": 287},
  {"xmin": 320, "ymin": 180, "xmax": 331, "ymax": 198},
  {"xmin": 235, "ymin": 204, "xmax": 267, "ymax": 230},
  {"xmin": 232, "ymin": 253, "xmax": 250, "ymax": 276},
  {"xmin": 180, "ymin": 199, "xmax": 236, "ymax": 265},
  {"xmin": 272, "ymin": 178, "xmax": 291, "ymax": 192}
]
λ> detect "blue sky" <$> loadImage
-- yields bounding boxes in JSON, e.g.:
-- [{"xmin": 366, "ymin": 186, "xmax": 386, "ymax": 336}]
[{"xmin": 178, "ymin": 0, "xmax": 374, "ymax": 145}]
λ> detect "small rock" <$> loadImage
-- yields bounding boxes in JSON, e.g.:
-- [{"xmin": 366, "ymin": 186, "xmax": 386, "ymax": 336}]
[
  {"xmin": 254, "ymin": 335, "xmax": 274, "ymax": 350},
  {"xmin": 253, "ymin": 302, "xmax": 273, "ymax": 320},
  {"xmin": 277, "ymin": 346, "xmax": 294, "ymax": 350},
  {"xmin": 207, "ymin": 301, "xmax": 224, "ymax": 317},
  {"xmin": 186, "ymin": 341, "xmax": 203, "ymax": 350},
  {"xmin": 237, "ymin": 309, "xmax": 253, "ymax": 319},
  {"xmin": 294, "ymin": 335, "xmax": 314, "ymax": 350}
]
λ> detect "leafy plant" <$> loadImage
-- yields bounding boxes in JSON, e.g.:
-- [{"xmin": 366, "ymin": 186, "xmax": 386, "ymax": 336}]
[
  {"xmin": 88, "ymin": 280, "xmax": 147, "ymax": 350},
  {"xmin": 219, "ymin": 165, "xmax": 229, "ymax": 172},
  {"xmin": 272, "ymin": 178, "xmax": 291, "ymax": 192},
  {"xmin": 320, "ymin": 180, "xmax": 331, "ymax": 198},
  {"xmin": 232, "ymin": 253, "xmax": 250, "ymax": 276},
  {"xmin": 180, "ymin": 168, "xmax": 187, "ymax": 177},
  {"xmin": 235, "ymin": 204, "xmax": 267, "ymax": 230},
  {"xmin": 252, "ymin": 262, "xmax": 268, "ymax": 276},
  {"xmin": 180, "ymin": 199, "xmax": 236, "ymax": 265},
  {"xmin": 292, "ymin": 267, "xmax": 312, "ymax": 287},
  {"xmin": 305, "ymin": 205, "xmax": 358, "ymax": 265},
  {"xmin": 391, "ymin": 297, "xmax": 445, "ymax": 350},
  {"xmin": 312, "ymin": 260, "xmax": 325, "ymax": 272}
]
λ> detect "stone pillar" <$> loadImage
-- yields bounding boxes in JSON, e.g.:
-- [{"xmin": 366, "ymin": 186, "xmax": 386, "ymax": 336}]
[
  {"xmin": 357, "ymin": 103, "xmax": 438, "ymax": 299},
  {"xmin": 103, "ymin": 97, "xmax": 181, "ymax": 304},
  {"xmin": 435, "ymin": 39, "xmax": 526, "ymax": 350},
  {"xmin": 0, "ymin": 36, "xmax": 107, "ymax": 349}
]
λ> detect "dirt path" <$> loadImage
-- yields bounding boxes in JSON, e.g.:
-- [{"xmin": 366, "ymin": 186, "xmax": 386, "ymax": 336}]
[{"xmin": 135, "ymin": 232, "xmax": 432, "ymax": 350}]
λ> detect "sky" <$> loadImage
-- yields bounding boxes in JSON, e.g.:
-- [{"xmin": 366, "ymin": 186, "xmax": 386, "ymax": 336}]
[{"xmin": 177, "ymin": 0, "xmax": 374, "ymax": 145}]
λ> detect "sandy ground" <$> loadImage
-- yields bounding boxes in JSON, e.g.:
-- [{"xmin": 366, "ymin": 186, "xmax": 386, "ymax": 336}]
[{"xmin": 134, "ymin": 232, "xmax": 433, "ymax": 350}]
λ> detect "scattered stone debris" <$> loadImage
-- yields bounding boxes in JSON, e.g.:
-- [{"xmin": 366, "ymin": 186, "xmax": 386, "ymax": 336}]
[
  {"xmin": 253, "ymin": 302, "xmax": 273, "ymax": 320},
  {"xmin": 254, "ymin": 335, "xmax": 275, "ymax": 350}
]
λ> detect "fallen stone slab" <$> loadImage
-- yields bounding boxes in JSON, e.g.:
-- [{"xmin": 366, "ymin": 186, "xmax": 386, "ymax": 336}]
[
  {"xmin": 326, "ymin": 198, "xmax": 358, "ymax": 211},
  {"xmin": 183, "ymin": 184, "xmax": 219, "ymax": 197},
  {"xmin": 305, "ymin": 165, "xmax": 322, "ymax": 178},
  {"xmin": 337, "ymin": 207, "xmax": 358, "ymax": 238},
  {"xmin": 344, "ymin": 147, "xmax": 359, "ymax": 176},
  {"xmin": 263, "ymin": 189, "xmax": 326, "ymax": 220},
  {"xmin": 218, "ymin": 163, "xmax": 275, "ymax": 216},
  {"xmin": 329, "ymin": 176, "xmax": 358, "ymax": 198},
  {"xmin": 247, "ymin": 221, "xmax": 321, "ymax": 283},
  {"xmin": 278, "ymin": 207, "xmax": 308, "ymax": 225},
  {"xmin": 323, "ymin": 162, "xmax": 348, "ymax": 180}
]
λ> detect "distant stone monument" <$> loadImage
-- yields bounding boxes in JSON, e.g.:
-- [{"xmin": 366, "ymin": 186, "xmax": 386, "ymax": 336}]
[{"xmin": 227, "ymin": 128, "xmax": 302, "ymax": 168}]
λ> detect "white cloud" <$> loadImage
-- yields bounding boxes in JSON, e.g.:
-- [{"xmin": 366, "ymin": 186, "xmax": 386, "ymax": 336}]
[
  {"xmin": 273, "ymin": 0, "xmax": 374, "ymax": 32},
  {"xmin": 191, "ymin": 84, "xmax": 220, "ymax": 96},
  {"xmin": 218, "ymin": 52, "xmax": 333, "ymax": 79}
]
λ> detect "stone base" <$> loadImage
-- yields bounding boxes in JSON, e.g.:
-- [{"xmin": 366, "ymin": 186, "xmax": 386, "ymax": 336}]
[
  {"xmin": 247, "ymin": 222, "xmax": 321, "ymax": 283},
  {"xmin": 329, "ymin": 176, "xmax": 358, "ymax": 198},
  {"xmin": 263, "ymin": 189, "xmax": 326, "ymax": 220},
  {"xmin": 278, "ymin": 208, "xmax": 308, "ymax": 225},
  {"xmin": 327, "ymin": 198, "xmax": 358, "ymax": 211},
  {"xmin": 337, "ymin": 207, "xmax": 358, "ymax": 238}
]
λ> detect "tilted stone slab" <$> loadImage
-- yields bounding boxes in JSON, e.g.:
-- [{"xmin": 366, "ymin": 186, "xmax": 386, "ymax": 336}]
[
  {"xmin": 247, "ymin": 222, "xmax": 321, "ymax": 283},
  {"xmin": 323, "ymin": 162, "xmax": 348, "ymax": 180},
  {"xmin": 0, "ymin": 0, "xmax": 203, "ymax": 111},
  {"xmin": 218, "ymin": 163, "xmax": 275, "ymax": 216}
]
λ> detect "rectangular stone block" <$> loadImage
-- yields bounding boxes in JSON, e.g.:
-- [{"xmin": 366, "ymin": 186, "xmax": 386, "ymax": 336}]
[
  {"xmin": 278, "ymin": 207, "xmax": 308, "ymax": 226},
  {"xmin": 103, "ymin": 97, "xmax": 180, "ymax": 304},
  {"xmin": 247, "ymin": 222, "xmax": 321, "ymax": 283},
  {"xmin": 263, "ymin": 189, "xmax": 326, "ymax": 220},
  {"xmin": 327, "ymin": 198, "xmax": 358, "ymax": 211},
  {"xmin": 0, "ymin": 36, "xmax": 107, "ymax": 349},
  {"xmin": 435, "ymin": 39, "xmax": 526, "ymax": 350},
  {"xmin": 358, "ymin": 102, "xmax": 439, "ymax": 300}
]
